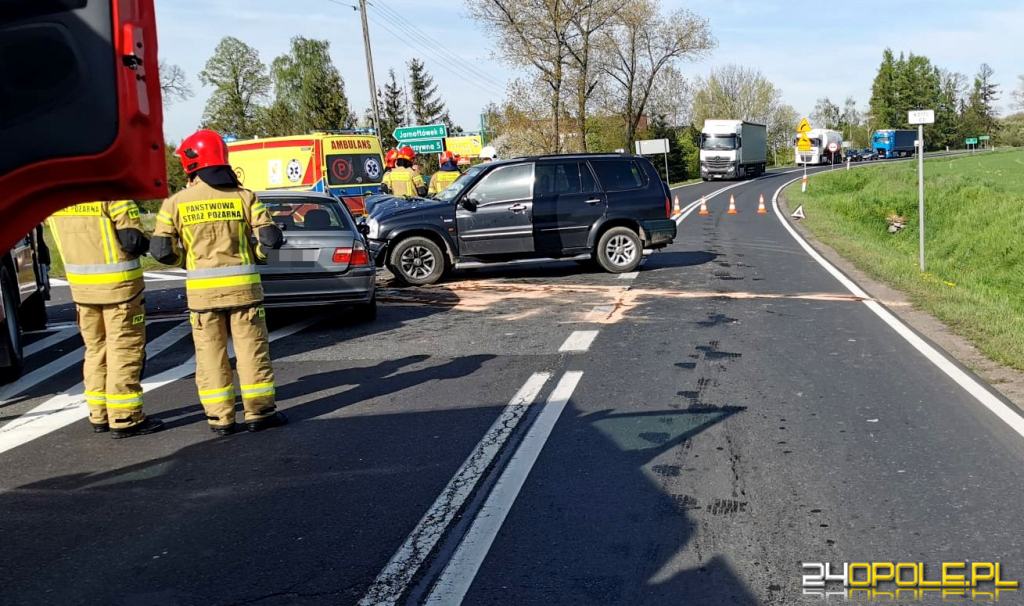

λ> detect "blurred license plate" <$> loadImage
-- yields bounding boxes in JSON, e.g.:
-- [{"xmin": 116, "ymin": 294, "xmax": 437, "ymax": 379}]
[{"xmin": 276, "ymin": 249, "xmax": 318, "ymax": 262}]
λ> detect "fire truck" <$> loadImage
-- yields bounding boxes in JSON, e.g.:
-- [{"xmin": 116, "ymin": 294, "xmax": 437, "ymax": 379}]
[{"xmin": 228, "ymin": 132, "xmax": 386, "ymax": 216}]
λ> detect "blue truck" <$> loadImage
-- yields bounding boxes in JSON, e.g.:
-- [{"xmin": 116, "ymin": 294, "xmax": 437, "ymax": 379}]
[{"xmin": 871, "ymin": 129, "xmax": 917, "ymax": 159}]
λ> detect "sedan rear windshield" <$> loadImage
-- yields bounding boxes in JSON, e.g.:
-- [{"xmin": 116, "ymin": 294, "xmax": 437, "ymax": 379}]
[{"xmin": 261, "ymin": 198, "xmax": 350, "ymax": 232}]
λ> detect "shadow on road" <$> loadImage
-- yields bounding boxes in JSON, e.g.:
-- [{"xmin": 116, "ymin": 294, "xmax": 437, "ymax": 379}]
[
  {"xmin": 641, "ymin": 250, "xmax": 719, "ymax": 270},
  {"xmin": 461, "ymin": 403, "xmax": 761, "ymax": 605}
]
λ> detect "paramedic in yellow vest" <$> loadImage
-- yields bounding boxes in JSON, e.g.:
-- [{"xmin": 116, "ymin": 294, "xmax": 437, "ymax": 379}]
[
  {"xmin": 48, "ymin": 201, "xmax": 163, "ymax": 438},
  {"xmin": 427, "ymin": 151, "xmax": 461, "ymax": 197},
  {"xmin": 381, "ymin": 146, "xmax": 426, "ymax": 198},
  {"xmin": 151, "ymin": 129, "xmax": 287, "ymax": 436}
]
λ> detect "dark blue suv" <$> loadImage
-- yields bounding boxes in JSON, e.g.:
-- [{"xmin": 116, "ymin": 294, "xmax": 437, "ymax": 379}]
[{"xmin": 361, "ymin": 154, "xmax": 677, "ymax": 285}]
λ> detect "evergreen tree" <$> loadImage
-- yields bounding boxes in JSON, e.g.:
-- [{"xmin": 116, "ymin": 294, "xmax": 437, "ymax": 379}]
[
  {"xmin": 267, "ymin": 37, "xmax": 352, "ymax": 135},
  {"xmin": 407, "ymin": 59, "xmax": 448, "ymax": 126},
  {"xmin": 376, "ymin": 70, "xmax": 406, "ymax": 149},
  {"xmin": 961, "ymin": 64, "xmax": 999, "ymax": 138},
  {"xmin": 869, "ymin": 49, "xmax": 900, "ymax": 129},
  {"xmin": 934, "ymin": 70, "xmax": 966, "ymax": 149}
]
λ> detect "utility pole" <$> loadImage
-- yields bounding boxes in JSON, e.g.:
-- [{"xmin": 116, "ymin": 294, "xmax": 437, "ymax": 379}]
[{"xmin": 359, "ymin": 0, "xmax": 381, "ymax": 134}]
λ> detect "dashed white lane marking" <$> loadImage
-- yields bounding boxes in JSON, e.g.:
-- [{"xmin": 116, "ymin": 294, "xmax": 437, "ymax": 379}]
[
  {"xmin": 0, "ymin": 317, "xmax": 319, "ymax": 456},
  {"xmin": 618, "ymin": 271, "xmax": 639, "ymax": 280},
  {"xmin": 359, "ymin": 372, "xmax": 552, "ymax": 606},
  {"xmin": 771, "ymin": 176, "xmax": 1024, "ymax": 440},
  {"xmin": 558, "ymin": 330, "xmax": 598, "ymax": 353},
  {"xmin": 24, "ymin": 326, "xmax": 77, "ymax": 358},
  {"xmin": 424, "ymin": 371, "xmax": 584, "ymax": 604}
]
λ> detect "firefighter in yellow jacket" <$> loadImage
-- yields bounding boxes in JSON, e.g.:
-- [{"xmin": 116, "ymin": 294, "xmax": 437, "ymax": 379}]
[
  {"xmin": 381, "ymin": 146, "xmax": 426, "ymax": 197},
  {"xmin": 427, "ymin": 151, "xmax": 462, "ymax": 196},
  {"xmin": 151, "ymin": 129, "xmax": 286, "ymax": 436},
  {"xmin": 48, "ymin": 200, "xmax": 163, "ymax": 438}
]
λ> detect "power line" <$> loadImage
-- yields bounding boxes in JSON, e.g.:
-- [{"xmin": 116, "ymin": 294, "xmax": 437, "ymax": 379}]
[
  {"xmin": 365, "ymin": 12, "xmax": 505, "ymax": 99},
  {"xmin": 367, "ymin": 1, "xmax": 507, "ymax": 90}
]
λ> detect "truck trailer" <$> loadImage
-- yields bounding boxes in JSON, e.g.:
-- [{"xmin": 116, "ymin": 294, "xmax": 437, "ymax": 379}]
[
  {"xmin": 794, "ymin": 129, "xmax": 844, "ymax": 166},
  {"xmin": 699, "ymin": 120, "xmax": 768, "ymax": 180},
  {"xmin": 871, "ymin": 129, "xmax": 917, "ymax": 159}
]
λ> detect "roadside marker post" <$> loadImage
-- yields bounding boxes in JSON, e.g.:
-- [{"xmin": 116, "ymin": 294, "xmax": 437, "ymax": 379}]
[
  {"xmin": 801, "ymin": 174, "xmax": 808, "ymax": 193},
  {"xmin": 727, "ymin": 194, "xmax": 738, "ymax": 215},
  {"xmin": 909, "ymin": 109, "xmax": 935, "ymax": 272},
  {"xmin": 846, "ymin": 157, "xmax": 851, "ymax": 171}
]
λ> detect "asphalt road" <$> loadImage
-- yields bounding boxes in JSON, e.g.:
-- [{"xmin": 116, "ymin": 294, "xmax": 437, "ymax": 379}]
[{"xmin": 1, "ymin": 157, "xmax": 1021, "ymax": 606}]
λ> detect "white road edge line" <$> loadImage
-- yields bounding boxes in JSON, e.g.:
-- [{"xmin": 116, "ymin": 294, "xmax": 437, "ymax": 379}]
[
  {"xmin": 0, "ymin": 316, "xmax": 319, "ymax": 456},
  {"xmin": 558, "ymin": 330, "xmax": 599, "ymax": 353},
  {"xmin": 358, "ymin": 372, "xmax": 552, "ymax": 606},
  {"xmin": 770, "ymin": 176, "xmax": 1024, "ymax": 439},
  {"xmin": 24, "ymin": 326, "xmax": 77, "ymax": 358},
  {"xmin": 425, "ymin": 371, "xmax": 584, "ymax": 605}
]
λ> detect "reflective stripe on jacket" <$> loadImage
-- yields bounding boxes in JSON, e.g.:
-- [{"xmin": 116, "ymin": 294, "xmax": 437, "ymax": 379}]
[
  {"xmin": 383, "ymin": 167, "xmax": 423, "ymax": 198},
  {"xmin": 153, "ymin": 181, "xmax": 275, "ymax": 311},
  {"xmin": 48, "ymin": 201, "xmax": 145, "ymax": 305},
  {"xmin": 427, "ymin": 169, "xmax": 460, "ymax": 196}
]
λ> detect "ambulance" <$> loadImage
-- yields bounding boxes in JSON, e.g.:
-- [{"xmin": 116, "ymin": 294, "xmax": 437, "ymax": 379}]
[{"xmin": 228, "ymin": 131, "xmax": 385, "ymax": 216}]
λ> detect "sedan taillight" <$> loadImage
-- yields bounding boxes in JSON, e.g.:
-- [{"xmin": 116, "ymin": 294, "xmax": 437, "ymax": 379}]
[{"xmin": 332, "ymin": 240, "xmax": 370, "ymax": 266}]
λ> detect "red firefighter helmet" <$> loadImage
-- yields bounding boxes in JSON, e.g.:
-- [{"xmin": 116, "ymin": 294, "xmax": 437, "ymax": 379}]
[
  {"xmin": 397, "ymin": 146, "xmax": 416, "ymax": 162},
  {"xmin": 384, "ymin": 149, "xmax": 398, "ymax": 169},
  {"xmin": 175, "ymin": 129, "xmax": 229, "ymax": 175},
  {"xmin": 439, "ymin": 150, "xmax": 456, "ymax": 165}
]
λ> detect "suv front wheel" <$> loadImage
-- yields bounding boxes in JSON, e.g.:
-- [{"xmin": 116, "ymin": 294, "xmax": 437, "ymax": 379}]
[
  {"xmin": 389, "ymin": 236, "xmax": 446, "ymax": 286},
  {"xmin": 596, "ymin": 227, "xmax": 642, "ymax": 274}
]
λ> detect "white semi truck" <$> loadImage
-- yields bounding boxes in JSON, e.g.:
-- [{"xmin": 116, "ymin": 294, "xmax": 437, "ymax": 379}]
[
  {"xmin": 795, "ymin": 129, "xmax": 844, "ymax": 165},
  {"xmin": 699, "ymin": 120, "xmax": 768, "ymax": 181}
]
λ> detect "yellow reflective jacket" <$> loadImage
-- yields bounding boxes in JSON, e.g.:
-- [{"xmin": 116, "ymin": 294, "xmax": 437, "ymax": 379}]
[
  {"xmin": 427, "ymin": 169, "xmax": 460, "ymax": 196},
  {"xmin": 153, "ymin": 180, "xmax": 274, "ymax": 311},
  {"xmin": 48, "ymin": 201, "xmax": 145, "ymax": 305},
  {"xmin": 382, "ymin": 167, "xmax": 425, "ymax": 198}
]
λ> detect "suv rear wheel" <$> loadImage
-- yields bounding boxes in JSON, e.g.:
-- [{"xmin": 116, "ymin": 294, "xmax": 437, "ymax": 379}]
[
  {"xmin": 389, "ymin": 236, "xmax": 446, "ymax": 286},
  {"xmin": 596, "ymin": 227, "xmax": 642, "ymax": 273}
]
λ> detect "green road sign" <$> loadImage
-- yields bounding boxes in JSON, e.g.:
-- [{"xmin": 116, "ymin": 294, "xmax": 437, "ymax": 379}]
[
  {"xmin": 394, "ymin": 124, "xmax": 448, "ymax": 142},
  {"xmin": 965, "ymin": 138, "xmax": 978, "ymax": 145},
  {"xmin": 408, "ymin": 139, "xmax": 444, "ymax": 154},
  {"xmin": 978, "ymin": 135, "xmax": 991, "ymax": 141}
]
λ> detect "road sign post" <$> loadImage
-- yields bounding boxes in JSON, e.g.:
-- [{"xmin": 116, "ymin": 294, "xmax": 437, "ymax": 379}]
[
  {"xmin": 909, "ymin": 110, "xmax": 934, "ymax": 272},
  {"xmin": 635, "ymin": 139, "xmax": 671, "ymax": 182},
  {"xmin": 394, "ymin": 124, "xmax": 449, "ymax": 156},
  {"xmin": 797, "ymin": 118, "xmax": 812, "ymax": 181}
]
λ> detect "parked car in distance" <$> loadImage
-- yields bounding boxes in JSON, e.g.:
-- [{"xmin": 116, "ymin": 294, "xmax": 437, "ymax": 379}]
[
  {"xmin": 362, "ymin": 153, "xmax": 677, "ymax": 286},
  {"xmin": 258, "ymin": 191, "xmax": 376, "ymax": 320}
]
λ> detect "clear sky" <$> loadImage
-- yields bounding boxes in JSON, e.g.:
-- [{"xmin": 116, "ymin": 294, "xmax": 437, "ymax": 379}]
[{"xmin": 157, "ymin": 0, "xmax": 1024, "ymax": 141}]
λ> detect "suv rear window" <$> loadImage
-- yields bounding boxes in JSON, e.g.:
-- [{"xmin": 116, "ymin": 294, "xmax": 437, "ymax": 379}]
[
  {"xmin": 590, "ymin": 160, "xmax": 647, "ymax": 192},
  {"xmin": 262, "ymin": 198, "xmax": 349, "ymax": 232}
]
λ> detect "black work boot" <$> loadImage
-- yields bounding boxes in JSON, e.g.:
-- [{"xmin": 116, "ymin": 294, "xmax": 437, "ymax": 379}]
[
  {"xmin": 246, "ymin": 411, "xmax": 288, "ymax": 433},
  {"xmin": 90, "ymin": 422, "xmax": 110, "ymax": 434},
  {"xmin": 210, "ymin": 423, "xmax": 237, "ymax": 437},
  {"xmin": 111, "ymin": 417, "xmax": 165, "ymax": 439}
]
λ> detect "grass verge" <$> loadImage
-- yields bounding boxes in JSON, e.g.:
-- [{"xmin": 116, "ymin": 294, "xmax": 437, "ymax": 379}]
[{"xmin": 787, "ymin": 149, "xmax": 1024, "ymax": 371}]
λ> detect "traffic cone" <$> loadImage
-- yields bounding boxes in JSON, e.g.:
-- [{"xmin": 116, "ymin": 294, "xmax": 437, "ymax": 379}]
[
  {"xmin": 727, "ymin": 195, "xmax": 738, "ymax": 215},
  {"xmin": 801, "ymin": 174, "xmax": 808, "ymax": 193},
  {"xmin": 757, "ymin": 193, "xmax": 767, "ymax": 214},
  {"xmin": 673, "ymin": 195, "xmax": 681, "ymax": 214},
  {"xmin": 698, "ymin": 196, "xmax": 710, "ymax": 216}
]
